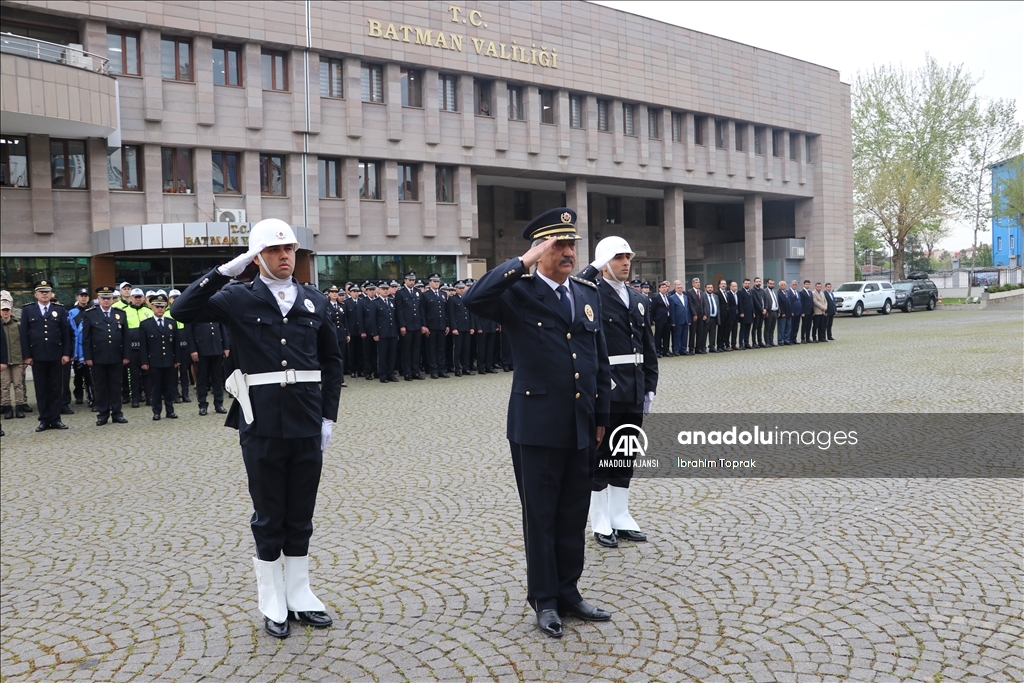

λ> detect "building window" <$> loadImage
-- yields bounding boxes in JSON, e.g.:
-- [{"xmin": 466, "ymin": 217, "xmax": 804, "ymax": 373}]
[
  {"xmin": 0, "ymin": 256, "xmax": 89, "ymax": 309},
  {"xmin": 213, "ymin": 43, "xmax": 242, "ymax": 86},
  {"xmin": 107, "ymin": 29, "xmax": 139, "ymax": 76},
  {"xmin": 397, "ymin": 163, "xmax": 417, "ymax": 200},
  {"xmin": 754, "ymin": 126, "xmax": 765, "ymax": 155},
  {"xmin": 597, "ymin": 100, "xmax": 609, "ymax": 132},
  {"xmin": 672, "ymin": 112, "xmax": 683, "ymax": 142},
  {"xmin": 1011, "ymin": 235, "xmax": 1016, "ymax": 252},
  {"xmin": 645, "ymin": 199, "xmax": 661, "ymax": 227},
  {"xmin": 736, "ymin": 124, "xmax": 746, "ymax": 152},
  {"xmin": 648, "ymin": 108, "xmax": 660, "ymax": 139},
  {"xmin": 623, "ymin": 103, "xmax": 635, "ymax": 136},
  {"xmin": 320, "ymin": 58, "xmax": 343, "ymax": 98},
  {"xmin": 436, "ymin": 166, "xmax": 454, "ymax": 203},
  {"xmin": 50, "ymin": 139, "xmax": 87, "ymax": 189},
  {"xmin": 0, "ymin": 136, "xmax": 29, "ymax": 188},
  {"xmin": 540, "ymin": 90, "xmax": 554, "ymax": 124},
  {"xmin": 508, "ymin": 85, "xmax": 524, "ymax": 120},
  {"xmin": 805, "ymin": 135, "xmax": 812, "ymax": 162},
  {"xmin": 108, "ymin": 145, "xmax": 141, "ymax": 190},
  {"xmin": 997, "ymin": 236, "xmax": 1003, "ymax": 252},
  {"xmin": 438, "ymin": 74, "xmax": 457, "ymax": 111},
  {"xmin": 570, "ymin": 95, "xmax": 583, "ymax": 128},
  {"xmin": 318, "ymin": 157, "xmax": 342, "ymax": 198},
  {"xmin": 606, "ymin": 197, "xmax": 621, "ymax": 224},
  {"xmin": 474, "ymin": 80, "xmax": 492, "ymax": 116},
  {"xmin": 400, "ymin": 67, "xmax": 422, "ymax": 108},
  {"xmin": 262, "ymin": 50, "xmax": 287, "ymax": 91},
  {"xmin": 790, "ymin": 132, "xmax": 799, "ymax": 160},
  {"xmin": 160, "ymin": 36, "xmax": 192, "ymax": 81},
  {"xmin": 715, "ymin": 119, "xmax": 726, "ymax": 149},
  {"xmin": 358, "ymin": 160, "xmax": 381, "ymax": 199},
  {"xmin": 212, "ymin": 151, "xmax": 241, "ymax": 194},
  {"xmin": 161, "ymin": 147, "xmax": 192, "ymax": 193},
  {"xmin": 361, "ymin": 63, "xmax": 383, "ymax": 103},
  {"xmin": 694, "ymin": 116, "xmax": 706, "ymax": 146},
  {"xmin": 513, "ymin": 190, "xmax": 531, "ymax": 221},
  {"xmin": 772, "ymin": 129, "xmax": 784, "ymax": 158},
  {"xmin": 259, "ymin": 154, "xmax": 284, "ymax": 195}
]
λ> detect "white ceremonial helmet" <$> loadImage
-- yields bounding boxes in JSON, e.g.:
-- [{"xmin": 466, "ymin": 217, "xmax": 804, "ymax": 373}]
[
  {"xmin": 249, "ymin": 218, "xmax": 299, "ymax": 250},
  {"xmin": 594, "ymin": 236, "xmax": 635, "ymax": 265}
]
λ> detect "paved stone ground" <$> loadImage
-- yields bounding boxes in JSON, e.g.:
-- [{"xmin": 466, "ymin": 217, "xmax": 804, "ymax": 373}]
[{"xmin": 2, "ymin": 303, "xmax": 1021, "ymax": 682}]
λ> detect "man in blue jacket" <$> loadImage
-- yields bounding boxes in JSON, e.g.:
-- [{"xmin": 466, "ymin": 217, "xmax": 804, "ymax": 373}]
[
  {"xmin": 464, "ymin": 207, "xmax": 612, "ymax": 639},
  {"xmin": 669, "ymin": 280, "xmax": 689, "ymax": 355}
]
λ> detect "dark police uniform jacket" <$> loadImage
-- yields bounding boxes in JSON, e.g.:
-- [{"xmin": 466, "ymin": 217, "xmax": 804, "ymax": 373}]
[
  {"xmin": 343, "ymin": 296, "xmax": 362, "ymax": 336},
  {"xmin": 188, "ymin": 321, "xmax": 228, "ymax": 357},
  {"xmin": 81, "ymin": 307, "xmax": 129, "ymax": 364},
  {"xmin": 420, "ymin": 288, "xmax": 447, "ymax": 330},
  {"xmin": 327, "ymin": 302, "xmax": 348, "ymax": 342},
  {"xmin": 446, "ymin": 293, "xmax": 471, "ymax": 332},
  {"xmin": 464, "ymin": 257, "xmax": 610, "ymax": 451},
  {"xmin": 577, "ymin": 266, "xmax": 658, "ymax": 406},
  {"xmin": 366, "ymin": 296, "xmax": 398, "ymax": 338},
  {"xmin": 139, "ymin": 316, "xmax": 178, "ymax": 368},
  {"xmin": 395, "ymin": 286, "xmax": 422, "ymax": 330},
  {"xmin": 171, "ymin": 270, "xmax": 343, "ymax": 438},
  {"xmin": 357, "ymin": 296, "xmax": 377, "ymax": 337},
  {"xmin": 20, "ymin": 302, "xmax": 71, "ymax": 362}
]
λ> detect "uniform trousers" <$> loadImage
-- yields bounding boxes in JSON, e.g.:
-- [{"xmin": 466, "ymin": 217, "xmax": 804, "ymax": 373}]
[
  {"xmin": 149, "ymin": 365, "xmax": 176, "ymax": 415},
  {"xmin": 240, "ymin": 432, "xmax": 322, "ymax": 561},
  {"xmin": 500, "ymin": 330, "xmax": 513, "ymax": 370},
  {"xmin": 593, "ymin": 401, "xmax": 643, "ymax": 490},
  {"xmin": 1, "ymin": 364, "xmax": 26, "ymax": 406},
  {"xmin": 425, "ymin": 329, "xmax": 446, "ymax": 375},
  {"xmin": 337, "ymin": 339, "xmax": 346, "ymax": 378},
  {"xmin": 196, "ymin": 354, "xmax": 225, "ymax": 407},
  {"xmin": 347, "ymin": 336, "xmax": 362, "ymax": 376},
  {"xmin": 400, "ymin": 330, "xmax": 421, "ymax": 378},
  {"xmin": 451, "ymin": 331, "xmax": 471, "ymax": 373},
  {"xmin": 509, "ymin": 441, "xmax": 589, "ymax": 612},
  {"xmin": 92, "ymin": 362, "xmax": 124, "ymax": 419},
  {"xmin": 362, "ymin": 337, "xmax": 377, "ymax": 377},
  {"xmin": 31, "ymin": 359, "xmax": 63, "ymax": 424},
  {"xmin": 128, "ymin": 354, "xmax": 151, "ymax": 403},
  {"xmin": 73, "ymin": 361, "xmax": 93, "ymax": 402},
  {"xmin": 61, "ymin": 361, "xmax": 72, "ymax": 409},
  {"xmin": 376, "ymin": 336, "xmax": 397, "ymax": 379},
  {"xmin": 478, "ymin": 332, "xmax": 497, "ymax": 370},
  {"xmin": 176, "ymin": 361, "xmax": 192, "ymax": 400}
]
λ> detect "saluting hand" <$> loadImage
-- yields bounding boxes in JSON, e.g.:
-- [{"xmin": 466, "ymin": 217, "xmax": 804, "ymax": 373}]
[{"xmin": 521, "ymin": 235, "xmax": 560, "ymax": 269}]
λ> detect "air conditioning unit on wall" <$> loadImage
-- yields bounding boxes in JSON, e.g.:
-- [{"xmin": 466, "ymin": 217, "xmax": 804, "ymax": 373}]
[{"xmin": 217, "ymin": 209, "xmax": 246, "ymax": 223}]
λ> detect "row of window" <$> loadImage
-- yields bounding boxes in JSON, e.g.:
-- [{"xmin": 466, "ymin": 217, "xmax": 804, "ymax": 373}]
[{"xmin": 507, "ymin": 190, "xmax": 663, "ymax": 228}]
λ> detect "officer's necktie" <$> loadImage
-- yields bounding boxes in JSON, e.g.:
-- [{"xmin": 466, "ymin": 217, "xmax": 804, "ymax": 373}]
[
  {"xmin": 556, "ymin": 285, "xmax": 572, "ymax": 320},
  {"xmin": 105, "ymin": 311, "xmax": 110, "ymax": 319},
  {"xmin": 158, "ymin": 319, "xmax": 163, "ymax": 328},
  {"xmin": 42, "ymin": 306, "xmax": 48, "ymax": 317}
]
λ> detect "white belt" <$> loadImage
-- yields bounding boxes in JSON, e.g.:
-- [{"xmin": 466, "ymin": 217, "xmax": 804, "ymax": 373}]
[
  {"xmin": 224, "ymin": 369, "xmax": 321, "ymax": 424},
  {"xmin": 608, "ymin": 353, "xmax": 644, "ymax": 366}
]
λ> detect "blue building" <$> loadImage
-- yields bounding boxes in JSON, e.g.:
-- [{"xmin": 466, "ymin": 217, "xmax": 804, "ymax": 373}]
[{"xmin": 992, "ymin": 156, "xmax": 1022, "ymax": 267}]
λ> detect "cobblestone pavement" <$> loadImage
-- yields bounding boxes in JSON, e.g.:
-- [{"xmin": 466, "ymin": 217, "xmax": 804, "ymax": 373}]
[{"xmin": 2, "ymin": 304, "xmax": 1021, "ymax": 682}]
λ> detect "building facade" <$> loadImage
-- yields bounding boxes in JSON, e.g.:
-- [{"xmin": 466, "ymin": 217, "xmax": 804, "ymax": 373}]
[
  {"xmin": 992, "ymin": 156, "xmax": 1022, "ymax": 268},
  {"xmin": 1, "ymin": 0, "xmax": 852, "ymax": 306}
]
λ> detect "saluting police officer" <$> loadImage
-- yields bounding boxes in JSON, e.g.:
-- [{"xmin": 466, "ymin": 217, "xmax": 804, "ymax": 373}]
[
  {"xmin": 464, "ymin": 207, "xmax": 612, "ymax": 639},
  {"xmin": 81, "ymin": 286, "xmax": 130, "ymax": 425},
  {"xmin": 172, "ymin": 219, "xmax": 342, "ymax": 639},
  {"xmin": 20, "ymin": 280, "xmax": 72, "ymax": 432},
  {"xmin": 577, "ymin": 237, "xmax": 659, "ymax": 548},
  {"xmin": 139, "ymin": 294, "xmax": 179, "ymax": 420}
]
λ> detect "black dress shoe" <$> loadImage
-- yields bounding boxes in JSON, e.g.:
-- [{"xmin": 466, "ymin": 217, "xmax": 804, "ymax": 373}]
[
  {"xmin": 35, "ymin": 423, "xmax": 49, "ymax": 432},
  {"xmin": 467, "ymin": 371, "xmax": 477, "ymax": 375},
  {"xmin": 404, "ymin": 375, "xmax": 412, "ymax": 381},
  {"xmin": 51, "ymin": 421, "xmax": 68, "ymax": 430},
  {"xmin": 198, "ymin": 405, "xmax": 208, "ymax": 416},
  {"xmin": 75, "ymin": 398, "xmax": 83, "ymax": 405},
  {"xmin": 615, "ymin": 529, "xmax": 648, "ymax": 542},
  {"xmin": 19, "ymin": 404, "xmax": 33, "ymax": 413},
  {"xmin": 166, "ymin": 412, "xmax": 178, "ymax": 419},
  {"xmin": 96, "ymin": 417, "xmax": 108, "ymax": 426},
  {"xmin": 215, "ymin": 405, "xmax": 227, "ymax": 414},
  {"xmin": 173, "ymin": 398, "xmax": 182, "ymax": 404},
  {"xmin": 113, "ymin": 416, "xmax": 128, "ymax": 424},
  {"xmin": 536, "ymin": 609, "xmax": 562, "ymax": 638},
  {"xmin": 559, "ymin": 600, "xmax": 612, "ymax": 621},
  {"xmin": 91, "ymin": 405, "xmax": 99, "ymax": 412},
  {"xmin": 439, "ymin": 373, "xmax": 450, "ymax": 378},
  {"xmin": 60, "ymin": 406, "xmax": 75, "ymax": 415},
  {"xmin": 289, "ymin": 610, "xmax": 333, "ymax": 628},
  {"xmin": 182, "ymin": 396, "xmax": 192, "ymax": 403},
  {"xmin": 131, "ymin": 401, "xmax": 140, "ymax": 408},
  {"xmin": 264, "ymin": 617, "xmax": 290, "ymax": 639},
  {"xmin": 152, "ymin": 414, "xmax": 161, "ymax": 421},
  {"xmin": 454, "ymin": 371, "xmax": 462, "ymax": 377},
  {"xmin": 594, "ymin": 532, "xmax": 618, "ymax": 548},
  {"xmin": 2, "ymin": 407, "xmax": 12, "ymax": 420},
  {"xmin": 381, "ymin": 378, "xmax": 389, "ymax": 383}
]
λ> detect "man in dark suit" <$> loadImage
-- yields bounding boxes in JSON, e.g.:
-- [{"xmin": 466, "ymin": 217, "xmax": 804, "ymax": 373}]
[
  {"xmin": 651, "ymin": 281, "xmax": 673, "ymax": 357},
  {"xmin": 447, "ymin": 281, "xmax": 473, "ymax": 376},
  {"xmin": 737, "ymin": 279, "xmax": 754, "ymax": 349},
  {"xmin": 788, "ymin": 280, "xmax": 802, "ymax": 344},
  {"xmin": 173, "ymin": 218, "xmax": 342, "ymax": 639},
  {"xmin": 763, "ymin": 279, "xmax": 780, "ymax": 347},
  {"xmin": 20, "ymin": 280, "xmax": 72, "ymax": 432},
  {"xmin": 669, "ymin": 280, "xmax": 689, "ymax": 355},
  {"xmin": 702, "ymin": 283, "xmax": 721, "ymax": 352},
  {"xmin": 777, "ymin": 280, "xmax": 792, "ymax": 346},
  {"xmin": 395, "ymin": 271, "xmax": 424, "ymax": 381},
  {"xmin": 464, "ymin": 207, "xmax": 612, "ymax": 639},
  {"xmin": 799, "ymin": 280, "xmax": 815, "ymax": 343},
  {"xmin": 750, "ymin": 277, "xmax": 766, "ymax": 348},
  {"xmin": 825, "ymin": 283, "xmax": 837, "ymax": 340},
  {"xmin": 715, "ymin": 280, "xmax": 731, "ymax": 351},
  {"xmin": 81, "ymin": 286, "xmax": 130, "ymax": 425},
  {"xmin": 139, "ymin": 293, "xmax": 179, "ymax": 420},
  {"xmin": 725, "ymin": 281, "xmax": 740, "ymax": 349},
  {"xmin": 685, "ymin": 278, "xmax": 705, "ymax": 353},
  {"xmin": 420, "ymin": 274, "xmax": 449, "ymax": 378}
]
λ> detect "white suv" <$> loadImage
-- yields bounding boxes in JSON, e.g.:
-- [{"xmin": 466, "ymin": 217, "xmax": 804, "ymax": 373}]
[{"xmin": 834, "ymin": 281, "xmax": 895, "ymax": 317}]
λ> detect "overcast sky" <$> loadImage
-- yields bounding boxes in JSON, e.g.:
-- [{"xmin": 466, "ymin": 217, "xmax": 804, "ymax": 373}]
[{"xmin": 593, "ymin": 1, "xmax": 1024, "ymax": 251}]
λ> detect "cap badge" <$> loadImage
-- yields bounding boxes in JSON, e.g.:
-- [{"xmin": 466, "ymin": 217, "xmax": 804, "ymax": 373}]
[
  {"xmin": 638, "ymin": 303, "xmax": 645, "ymax": 315},
  {"xmin": 41, "ymin": 281, "xmax": 48, "ymax": 286},
  {"xmin": 277, "ymin": 230, "xmax": 285, "ymax": 239},
  {"xmin": 304, "ymin": 299, "xmax": 315, "ymax": 312},
  {"xmin": 584, "ymin": 304, "xmax": 594, "ymax": 322},
  {"xmin": 560, "ymin": 212, "xmax": 572, "ymax": 224}
]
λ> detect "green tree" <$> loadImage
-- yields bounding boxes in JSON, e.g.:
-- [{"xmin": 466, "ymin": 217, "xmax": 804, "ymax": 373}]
[
  {"xmin": 853, "ymin": 56, "xmax": 978, "ymax": 281},
  {"xmin": 918, "ymin": 220, "xmax": 951, "ymax": 267}
]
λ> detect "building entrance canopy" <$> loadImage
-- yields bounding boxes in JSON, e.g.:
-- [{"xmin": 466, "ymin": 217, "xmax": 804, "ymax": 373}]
[{"xmin": 90, "ymin": 222, "xmax": 315, "ymax": 256}]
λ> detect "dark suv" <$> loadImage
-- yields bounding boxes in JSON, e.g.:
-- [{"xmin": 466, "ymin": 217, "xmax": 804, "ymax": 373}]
[{"xmin": 893, "ymin": 274, "xmax": 938, "ymax": 312}]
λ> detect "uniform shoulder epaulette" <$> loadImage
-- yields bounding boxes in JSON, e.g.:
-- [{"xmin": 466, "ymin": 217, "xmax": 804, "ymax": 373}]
[
  {"xmin": 84, "ymin": 305, "xmax": 97, "ymax": 312},
  {"xmin": 303, "ymin": 284, "xmax": 327, "ymax": 299},
  {"xmin": 520, "ymin": 273, "xmax": 533, "ymax": 279},
  {"xmin": 570, "ymin": 275, "xmax": 596, "ymax": 288}
]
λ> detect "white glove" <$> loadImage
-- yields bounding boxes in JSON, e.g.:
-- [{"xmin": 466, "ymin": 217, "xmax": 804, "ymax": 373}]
[
  {"xmin": 643, "ymin": 391, "xmax": 655, "ymax": 415},
  {"xmin": 321, "ymin": 418, "xmax": 334, "ymax": 452},
  {"xmin": 590, "ymin": 253, "xmax": 612, "ymax": 272},
  {"xmin": 218, "ymin": 242, "xmax": 265, "ymax": 277}
]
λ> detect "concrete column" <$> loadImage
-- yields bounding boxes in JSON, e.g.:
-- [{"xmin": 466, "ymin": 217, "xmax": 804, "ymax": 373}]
[
  {"xmin": 87, "ymin": 138, "xmax": 111, "ymax": 232},
  {"xmin": 141, "ymin": 29, "xmax": 163, "ymax": 122},
  {"xmin": 797, "ymin": 135, "xmax": 807, "ymax": 185},
  {"xmin": 744, "ymin": 194, "xmax": 764, "ymax": 281},
  {"xmin": 457, "ymin": 165, "xmax": 474, "ymax": 238},
  {"xmin": 194, "ymin": 36, "xmax": 215, "ymax": 127},
  {"xmin": 343, "ymin": 157, "xmax": 361, "ymax": 235},
  {"xmin": 782, "ymin": 130, "xmax": 791, "ymax": 183},
  {"xmin": 290, "ymin": 48, "xmax": 308, "ymax": 134},
  {"xmin": 142, "ymin": 143, "xmax": 163, "ymax": 224},
  {"xmin": 27, "ymin": 134, "xmax": 53, "ymax": 234},
  {"xmin": 288, "ymin": 153, "xmax": 305, "ymax": 226},
  {"xmin": 244, "ymin": 43, "xmax": 263, "ymax": 130},
  {"xmin": 423, "ymin": 162, "xmax": 437, "ymax": 237},
  {"xmin": 307, "ymin": 53, "xmax": 321, "ymax": 135},
  {"xmin": 661, "ymin": 109, "xmax": 673, "ymax": 169},
  {"xmin": 745, "ymin": 125, "xmax": 755, "ymax": 179},
  {"xmin": 385, "ymin": 63, "xmax": 402, "ymax": 142},
  {"xmin": 80, "ymin": 19, "xmax": 106, "ymax": 55},
  {"xmin": 684, "ymin": 112, "xmax": 695, "ymax": 171},
  {"xmin": 525, "ymin": 85, "xmax": 540, "ymax": 155},
  {"xmin": 585, "ymin": 95, "xmax": 598, "ymax": 161},
  {"xmin": 706, "ymin": 118, "xmax": 716, "ymax": 175},
  {"xmin": 765, "ymin": 129, "xmax": 775, "ymax": 181},
  {"xmin": 424, "ymin": 69, "xmax": 440, "ymax": 145},
  {"xmin": 638, "ymin": 104, "xmax": 649, "ymax": 167},
  {"xmin": 458, "ymin": 74, "xmax": 474, "ymax": 149},
  {"xmin": 612, "ymin": 100, "xmax": 624, "ymax": 163},
  {"xmin": 194, "ymin": 147, "xmax": 213, "ymax": 222},
  {"xmin": 557, "ymin": 89, "xmax": 570, "ymax": 159},
  {"xmin": 664, "ymin": 186, "xmax": 686, "ymax": 281},
  {"xmin": 384, "ymin": 160, "xmax": 399, "ymax": 236},
  {"xmin": 344, "ymin": 59, "xmax": 361, "ymax": 139},
  {"xmin": 304, "ymin": 154, "xmax": 320, "ymax": 234},
  {"xmin": 566, "ymin": 177, "xmax": 589, "ymax": 266},
  {"xmin": 495, "ymin": 80, "xmax": 508, "ymax": 152},
  {"xmin": 726, "ymin": 120, "xmax": 736, "ymax": 177},
  {"xmin": 242, "ymin": 150, "xmax": 262, "ymax": 223}
]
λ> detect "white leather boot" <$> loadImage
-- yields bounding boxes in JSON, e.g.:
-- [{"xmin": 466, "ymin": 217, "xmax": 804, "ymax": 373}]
[
  {"xmin": 284, "ymin": 555, "xmax": 332, "ymax": 627},
  {"xmin": 608, "ymin": 485, "xmax": 645, "ymax": 540},
  {"xmin": 253, "ymin": 555, "xmax": 289, "ymax": 637},
  {"xmin": 589, "ymin": 489, "xmax": 612, "ymax": 535}
]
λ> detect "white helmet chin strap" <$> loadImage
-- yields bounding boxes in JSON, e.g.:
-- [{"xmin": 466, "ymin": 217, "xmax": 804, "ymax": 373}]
[{"xmin": 257, "ymin": 252, "xmax": 291, "ymax": 282}]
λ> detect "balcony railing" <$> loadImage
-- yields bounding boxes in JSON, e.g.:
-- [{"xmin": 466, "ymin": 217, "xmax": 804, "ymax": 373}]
[{"xmin": 1, "ymin": 32, "xmax": 109, "ymax": 74}]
